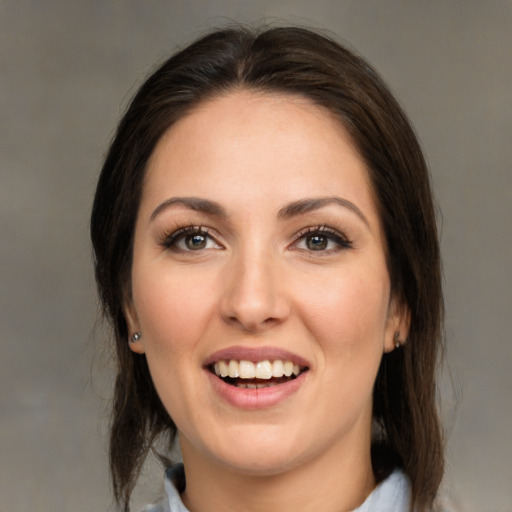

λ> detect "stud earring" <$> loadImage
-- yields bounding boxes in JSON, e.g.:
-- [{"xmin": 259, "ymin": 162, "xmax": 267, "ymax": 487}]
[
  {"xmin": 130, "ymin": 332, "xmax": 142, "ymax": 343},
  {"xmin": 393, "ymin": 331, "xmax": 401, "ymax": 350}
]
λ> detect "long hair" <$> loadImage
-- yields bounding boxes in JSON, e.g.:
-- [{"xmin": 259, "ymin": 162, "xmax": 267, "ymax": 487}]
[{"xmin": 91, "ymin": 26, "xmax": 444, "ymax": 511}]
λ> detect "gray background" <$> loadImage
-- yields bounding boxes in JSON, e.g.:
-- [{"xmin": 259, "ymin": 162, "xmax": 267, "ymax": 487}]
[{"xmin": 1, "ymin": 1, "xmax": 511, "ymax": 511}]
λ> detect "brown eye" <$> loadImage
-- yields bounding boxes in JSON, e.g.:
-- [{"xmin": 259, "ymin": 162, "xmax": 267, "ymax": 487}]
[
  {"xmin": 306, "ymin": 235, "xmax": 328, "ymax": 251},
  {"xmin": 293, "ymin": 226, "xmax": 353, "ymax": 253},
  {"xmin": 185, "ymin": 234, "xmax": 208, "ymax": 250},
  {"xmin": 161, "ymin": 226, "xmax": 222, "ymax": 252}
]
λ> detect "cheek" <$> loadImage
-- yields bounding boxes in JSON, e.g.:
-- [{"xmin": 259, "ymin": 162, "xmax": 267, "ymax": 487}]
[
  {"xmin": 289, "ymin": 267, "xmax": 391, "ymax": 437},
  {"xmin": 131, "ymin": 268, "xmax": 217, "ymax": 420},
  {"xmin": 296, "ymin": 269, "xmax": 390, "ymax": 364},
  {"xmin": 132, "ymin": 266, "xmax": 217, "ymax": 359}
]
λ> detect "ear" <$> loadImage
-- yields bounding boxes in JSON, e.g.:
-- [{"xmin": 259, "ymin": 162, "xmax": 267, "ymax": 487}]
[
  {"xmin": 124, "ymin": 300, "xmax": 145, "ymax": 354},
  {"xmin": 383, "ymin": 295, "xmax": 411, "ymax": 353}
]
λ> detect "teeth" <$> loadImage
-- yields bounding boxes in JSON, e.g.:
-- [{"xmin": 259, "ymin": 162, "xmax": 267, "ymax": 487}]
[
  {"xmin": 219, "ymin": 360, "xmax": 229, "ymax": 378},
  {"xmin": 255, "ymin": 360, "xmax": 272, "ymax": 379},
  {"xmin": 272, "ymin": 360, "xmax": 284, "ymax": 377},
  {"xmin": 236, "ymin": 381, "xmax": 275, "ymax": 389},
  {"xmin": 213, "ymin": 359, "xmax": 304, "ymax": 380},
  {"xmin": 228, "ymin": 360, "xmax": 239, "ymax": 378},
  {"xmin": 239, "ymin": 360, "xmax": 256, "ymax": 379}
]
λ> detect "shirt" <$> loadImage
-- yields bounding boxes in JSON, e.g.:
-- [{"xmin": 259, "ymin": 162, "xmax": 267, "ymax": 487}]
[{"xmin": 143, "ymin": 464, "xmax": 412, "ymax": 512}]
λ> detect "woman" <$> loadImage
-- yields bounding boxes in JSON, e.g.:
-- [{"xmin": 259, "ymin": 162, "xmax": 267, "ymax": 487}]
[{"xmin": 91, "ymin": 26, "xmax": 444, "ymax": 512}]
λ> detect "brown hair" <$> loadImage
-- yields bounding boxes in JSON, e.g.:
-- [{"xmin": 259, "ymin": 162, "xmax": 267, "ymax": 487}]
[{"xmin": 91, "ymin": 25, "xmax": 444, "ymax": 511}]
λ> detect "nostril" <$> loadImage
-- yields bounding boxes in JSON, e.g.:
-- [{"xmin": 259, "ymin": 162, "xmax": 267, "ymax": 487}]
[{"xmin": 223, "ymin": 314, "xmax": 282, "ymax": 333}]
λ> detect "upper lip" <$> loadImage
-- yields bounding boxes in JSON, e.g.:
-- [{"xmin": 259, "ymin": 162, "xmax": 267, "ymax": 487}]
[{"xmin": 204, "ymin": 346, "xmax": 311, "ymax": 368}]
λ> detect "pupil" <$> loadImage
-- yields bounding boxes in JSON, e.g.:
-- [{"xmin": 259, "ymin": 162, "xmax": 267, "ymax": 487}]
[
  {"xmin": 307, "ymin": 235, "xmax": 327, "ymax": 250},
  {"xmin": 186, "ymin": 234, "xmax": 206, "ymax": 250}
]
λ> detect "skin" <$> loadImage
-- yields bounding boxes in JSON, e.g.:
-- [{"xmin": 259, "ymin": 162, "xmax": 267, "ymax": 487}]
[{"xmin": 126, "ymin": 90, "xmax": 409, "ymax": 512}]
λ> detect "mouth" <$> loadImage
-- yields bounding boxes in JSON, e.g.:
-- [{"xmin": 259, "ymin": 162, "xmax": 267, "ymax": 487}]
[{"xmin": 209, "ymin": 359, "xmax": 308, "ymax": 389}]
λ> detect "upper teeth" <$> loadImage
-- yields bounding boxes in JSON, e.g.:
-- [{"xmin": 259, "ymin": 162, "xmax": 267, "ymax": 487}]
[{"xmin": 213, "ymin": 360, "xmax": 301, "ymax": 379}]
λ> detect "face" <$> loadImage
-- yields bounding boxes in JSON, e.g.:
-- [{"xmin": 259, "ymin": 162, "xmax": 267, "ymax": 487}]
[{"xmin": 127, "ymin": 91, "xmax": 408, "ymax": 476}]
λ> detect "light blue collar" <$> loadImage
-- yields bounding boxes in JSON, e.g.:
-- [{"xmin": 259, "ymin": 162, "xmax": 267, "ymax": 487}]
[{"xmin": 144, "ymin": 464, "xmax": 411, "ymax": 512}]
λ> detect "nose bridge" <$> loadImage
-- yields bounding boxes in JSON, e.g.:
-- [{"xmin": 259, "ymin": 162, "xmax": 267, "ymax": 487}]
[{"xmin": 220, "ymin": 241, "xmax": 288, "ymax": 331}]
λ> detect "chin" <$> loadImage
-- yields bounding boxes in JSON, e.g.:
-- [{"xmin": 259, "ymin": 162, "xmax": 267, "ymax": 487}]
[
  {"xmin": 220, "ymin": 451, "xmax": 303, "ymax": 477},
  {"xmin": 207, "ymin": 430, "xmax": 308, "ymax": 476}
]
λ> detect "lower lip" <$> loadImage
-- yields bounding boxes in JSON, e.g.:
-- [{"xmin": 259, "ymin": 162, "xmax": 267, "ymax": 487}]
[{"xmin": 206, "ymin": 370, "xmax": 307, "ymax": 410}]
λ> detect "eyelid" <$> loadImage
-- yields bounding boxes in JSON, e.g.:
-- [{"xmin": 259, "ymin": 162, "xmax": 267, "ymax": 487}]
[
  {"xmin": 158, "ymin": 225, "xmax": 223, "ymax": 251},
  {"xmin": 290, "ymin": 225, "xmax": 353, "ymax": 251}
]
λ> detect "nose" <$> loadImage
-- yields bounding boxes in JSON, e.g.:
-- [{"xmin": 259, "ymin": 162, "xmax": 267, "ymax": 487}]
[{"xmin": 219, "ymin": 248, "xmax": 290, "ymax": 333}]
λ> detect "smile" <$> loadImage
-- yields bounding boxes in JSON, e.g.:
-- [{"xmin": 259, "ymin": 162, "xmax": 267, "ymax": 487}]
[
  {"xmin": 204, "ymin": 347, "xmax": 310, "ymax": 408},
  {"xmin": 211, "ymin": 359, "xmax": 306, "ymax": 389}
]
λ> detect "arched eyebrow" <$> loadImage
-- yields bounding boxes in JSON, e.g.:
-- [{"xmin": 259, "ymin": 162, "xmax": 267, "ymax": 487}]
[
  {"xmin": 150, "ymin": 197, "xmax": 228, "ymax": 222},
  {"xmin": 278, "ymin": 197, "xmax": 369, "ymax": 227},
  {"xmin": 150, "ymin": 195, "xmax": 369, "ymax": 227}
]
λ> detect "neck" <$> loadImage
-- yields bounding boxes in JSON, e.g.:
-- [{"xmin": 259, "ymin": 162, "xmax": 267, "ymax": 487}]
[{"xmin": 180, "ymin": 432, "xmax": 375, "ymax": 512}]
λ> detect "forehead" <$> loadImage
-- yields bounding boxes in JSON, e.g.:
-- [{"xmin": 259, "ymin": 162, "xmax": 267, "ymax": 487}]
[
  {"xmin": 141, "ymin": 90, "xmax": 379, "ymax": 227},
  {"xmin": 147, "ymin": 89, "xmax": 363, "ymax": 165}
]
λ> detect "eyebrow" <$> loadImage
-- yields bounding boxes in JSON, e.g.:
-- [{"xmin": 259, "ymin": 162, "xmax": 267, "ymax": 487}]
[
  {"xmin": 278, "ymin": 197, "xmax": 370, "ymax": 227},
  {"xmin": 150, "ymin": 197, "xmax": 228, "ymax": 222},
  {"xmin": 150, "ymin": 195, "xmax": 369, "ymax": 227}
]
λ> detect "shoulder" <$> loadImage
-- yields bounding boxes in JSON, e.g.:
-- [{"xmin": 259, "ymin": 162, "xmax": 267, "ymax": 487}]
[
  {"xmin": 140, "ymin": 464, "xmax": 188, "ymax": 512},
  {"xmin": 354, "ymin": 470, "xmax": 453, "ymax": 512},
  {"xmin": 353, "ymin": 469, "xmax": 411, "ymax": 512},
  {"xmin": 141, "ymin": 503, "xmax": 168, "ymax": 512}
]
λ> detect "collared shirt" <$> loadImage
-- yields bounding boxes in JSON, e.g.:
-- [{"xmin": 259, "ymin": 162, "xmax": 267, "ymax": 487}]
[{"xmin": 143, "ymin": 464, "xmax": 412, "ymax": 512}]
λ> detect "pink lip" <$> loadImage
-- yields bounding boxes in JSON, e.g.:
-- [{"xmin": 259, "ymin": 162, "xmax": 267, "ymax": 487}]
[
  {"xmin": 204, "ymin": 345, "xmax": 310, "ymax": 367},
  {"xmin": 204, "ymin": 345, "xmax": 311, "ymax": 410},
  {"xmin": 205, "ymin": 368, "xmax": 308, "ymax": 410}
]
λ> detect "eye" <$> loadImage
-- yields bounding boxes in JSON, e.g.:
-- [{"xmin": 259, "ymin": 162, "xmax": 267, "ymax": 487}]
[
  {"xmin": 305, "ymin": 234, "xmax": 330, "ymax": 251},
  {"xmin": 293, "ymin": 226, "xmax": 352, "ymax": 252},
  {"xmin": 160, "ymin": 226, "xmax": 222, "ymax": 252}
]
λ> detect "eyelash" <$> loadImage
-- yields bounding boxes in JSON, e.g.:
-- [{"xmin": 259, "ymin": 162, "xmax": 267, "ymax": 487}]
[
  {"xmin": 159, "ymin": 225, "xmax": 220, "ymax": 252},
  {"xmin": 291, "ymin": 225, "xmax": 353, "ymax": 252},
  {"xmin": 158, "ymin": 224, "xmax": 352, "ymax": 253}
]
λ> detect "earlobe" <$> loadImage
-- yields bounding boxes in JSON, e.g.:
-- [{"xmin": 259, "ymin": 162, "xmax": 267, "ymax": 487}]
[
  {"xmin": 129, "ymin": 331, "xmax": 145, "ymax": 354},
  {"xmin": 393, "ymin": 331, "xmax": 401, "ymax": 349},
  {"xmin": 384, "ymin": 297, "xmax": 411, "ymax": 353},
  {"xmin": 124, "ymin": 302, "xmax": 145, "ymax": 354}
]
